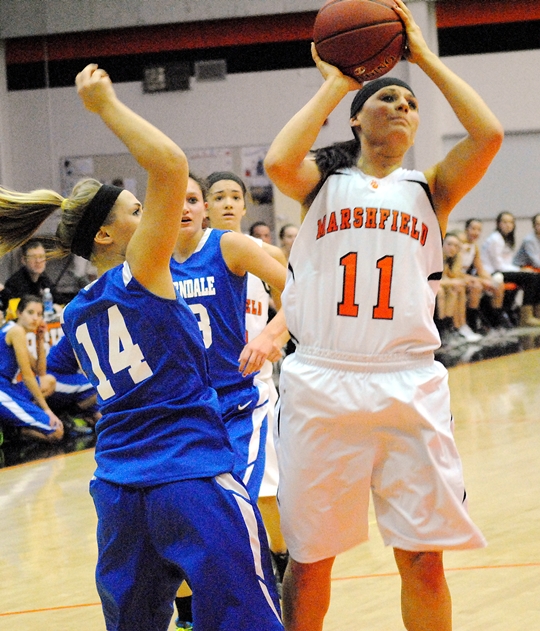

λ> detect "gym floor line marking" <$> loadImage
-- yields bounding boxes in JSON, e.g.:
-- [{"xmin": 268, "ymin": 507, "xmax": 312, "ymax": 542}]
[
  {"xmin": 2, "ymin": 563, "xmax": 539, "ymax": 616},
  {"xmin": 331, "ymin": 562, "xmax": 540, "ymax": 582},
  {"xmin": 0, "ymin": 602, "xmax": 101, "ymax": 617}
]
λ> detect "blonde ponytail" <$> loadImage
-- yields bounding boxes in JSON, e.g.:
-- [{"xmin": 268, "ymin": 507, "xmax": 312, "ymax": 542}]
[
  {"xmin": 0, "ymin": 177, "xmax": 104, "ymax": 260},
  {"xmin": 0, "ymin": 187, "xmax": 63, "ymax": 257}
]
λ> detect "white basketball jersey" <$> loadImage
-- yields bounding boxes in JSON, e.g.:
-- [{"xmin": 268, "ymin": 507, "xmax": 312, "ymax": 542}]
[
  {"xmin": 246, "ymin": 237, "xmax": 273, "ymax": 380},
  {"xmin": 460, "ymin": 242, "xmax": 476, "ymax": 273},
  {"xmin": 283, "ymin": 167, "xmax": 443, "ymax": 358}
]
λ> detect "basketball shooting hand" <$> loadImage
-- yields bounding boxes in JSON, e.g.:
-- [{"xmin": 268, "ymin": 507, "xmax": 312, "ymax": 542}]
[
  {"xmin": 311, "ymin": 43, "xmax": 363, "ymax": 91},
  {"xmin": 393, "ymin": 0, "xmax": 431, "ymax": 64},
  {"xmin": 76, "ymin": 64, "xmax": 117, "ymax": 114}
]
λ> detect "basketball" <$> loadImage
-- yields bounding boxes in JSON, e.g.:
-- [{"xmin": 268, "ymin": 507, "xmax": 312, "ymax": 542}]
[{"xmin": 313, "ymin": 0, "xmax": 406, "ymax": 81}]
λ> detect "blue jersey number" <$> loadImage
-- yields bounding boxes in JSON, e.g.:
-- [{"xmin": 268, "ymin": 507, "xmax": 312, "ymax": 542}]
[
  {"xmin": 188, "ymin": 303, "xmax": 213, "ymax": 349},
  {"xmin": 75, "ymin": 305, "xmax": 153, "ymax": 400}
]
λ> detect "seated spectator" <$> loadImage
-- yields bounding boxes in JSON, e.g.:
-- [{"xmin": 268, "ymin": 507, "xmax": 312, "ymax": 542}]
[
  {"xmin": 461, "ymin": 218, "xmax": 508, "ymax": 330},
  {"xmin": 513, "ymin": 213, "xmax": 540, "ymax": 272},
  {"xmin": 278, "ymin": 223, "xmax": 299, "ymax": 261},
  {"xmin": 436, "ymin": 232, "xmax": 482, "ymax": 345},
  {"xmin": 0, "ymin": 295, "xmax": 64, "ymax": 442},
  {"xmin": 0, "ymin": 239, "xmax": 61, "ymax": 314},
  {"xmin": 46, "ymin": 335, "xmax": 101, "ymax": 428},
  {"xmin": 481, "ymin": 211, "xmax": 540, "ymax": 326},
  {"xmin": 249, "ymin": 220, "xmax": 273, "ymax": 244}
]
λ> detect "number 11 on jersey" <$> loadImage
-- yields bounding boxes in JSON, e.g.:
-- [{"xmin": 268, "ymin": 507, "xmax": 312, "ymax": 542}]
[{"xmin": 337, "ymin": 252, "xmax": 395, "ymax": 320}]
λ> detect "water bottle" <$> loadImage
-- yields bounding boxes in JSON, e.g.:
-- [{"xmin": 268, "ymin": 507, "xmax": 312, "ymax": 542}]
[{"xmin": 43, "ymin": 287, "xmax": 55, "ymax": 321}]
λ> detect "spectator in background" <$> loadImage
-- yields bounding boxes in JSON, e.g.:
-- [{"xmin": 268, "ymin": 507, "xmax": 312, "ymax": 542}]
[
  {"xmin": 481, "ymin": 211, "xmax": 540, "ymax": 326},
  {"xmin": 279, "ymin": 224, "xmax": 299, "ymax": 261},
  {"xmin": 436, "ymin": 232, "xmax": 482, "ymax": 345},
  {"xmin": 513, "ymin": 213, "xmax": 540, "ymax": 271},
  {"xmin": 250, "ymin": 220, "xmax": 273, "ymax": 244},
  {"xmin": 0, "ymin": 295, "xmax": 64, "ymax": 443},
  {"xmin": 0, "ymin": 239, "xmax": 60, "ymax": 311},
  {"xmin": 460, "ymin": 218, "xmax": 508, "ymax": 331}
]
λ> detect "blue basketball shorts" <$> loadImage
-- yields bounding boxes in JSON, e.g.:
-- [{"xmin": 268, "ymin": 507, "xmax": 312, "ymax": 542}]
[
  {"xmin": 0, "ymin": 380, "xmax": 55, "ymax": 435},
  {"xmin": 89, "ymin": 472, "xmax": 283, "ymax": 631},
  {"xmin": 219, "ymin": 381, "xmax": 269, "ymax": 501}
]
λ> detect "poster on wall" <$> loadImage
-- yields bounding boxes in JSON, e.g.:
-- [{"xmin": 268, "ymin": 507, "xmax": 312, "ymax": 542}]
[
  {"xmin": 60, "ymin": 156, "xmax": 138, "ymax": 198},
  {"xmin": 60, "ymin": 157, "xmax": 94, "ymax": 197},
  {"xmin": 184, "ymin": 147, "xmax": 233, "ymax": 178},
  {"xmin": 241, "ymin": 146, "xmax": 273, "ymax": 205}
]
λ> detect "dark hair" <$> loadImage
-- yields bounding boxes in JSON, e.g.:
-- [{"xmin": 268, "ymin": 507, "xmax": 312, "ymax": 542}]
[
  {"xmin": 304, "ymin": 139, "xmax": 361, "ymax": 208},
  {"xmin": 16, "ymin": 294, "xmax": 43, "ymax": 314},
  {"xmin": 443, "ymin": 232, "xmax": 462, "ymax": 274},
  {"xmin": 21, "ymin": 239, "xmax": 46, "ymax": 256},
  {"xmin": 496, "ymin": 211, "xmax": 515, "ymax": 249},
  {"xmin": 188, "ymin": 172, "xmax": 208, "ymax": 201},
  {"xmin": 249, "ymin": 221, "xmax": 270, "ymax": 236},
  {"xmin": 464, "ymin": 218, "xmax": 482, "ymax": 230},
  {"xmin": 206, "ymin": 171, "xmax": 247, "ymax": 197},
  {"xmin": 443, "ymin": 231, "xmax": 462, "ymax": 242},
  {"xmin": 279, "ymin": 223, "xmax": 297, "ymax": 240}
]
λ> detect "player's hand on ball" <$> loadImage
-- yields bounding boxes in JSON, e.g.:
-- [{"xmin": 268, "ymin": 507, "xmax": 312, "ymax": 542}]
[
  {"xmin": 393, "ymin": 0, "xmax": 430, "ymax": 64},
  {"xmin": 311, "ymin": 43, "xmax": 363, "ymax": 92}
]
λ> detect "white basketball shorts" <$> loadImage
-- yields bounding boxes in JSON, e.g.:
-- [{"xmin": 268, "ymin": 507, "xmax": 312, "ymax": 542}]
[{"xmin": 276, "ymin": 347, "xmax": 486, "ymax": 563}]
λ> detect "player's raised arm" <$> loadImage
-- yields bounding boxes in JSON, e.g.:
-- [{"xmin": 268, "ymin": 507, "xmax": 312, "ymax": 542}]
[
  {"xmin": 264, "ymin": 44, "xmax": 361, "ymax": 204},
  {"xmin": 76, "ymin": 64, "xmax": 188, "ymax": 297},
  {"xmin": 393, "ymin": 0, "xmax": 503, "ymax": 227}
]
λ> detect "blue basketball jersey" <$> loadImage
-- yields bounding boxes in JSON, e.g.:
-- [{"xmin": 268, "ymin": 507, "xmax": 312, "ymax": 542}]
[
  {"xmin": 170, "ymin": 228, "xmax": 249, "ymax": 393},
  {"xmin": 61, "ymin": 261, "xmax": 234, "ymax": 487},
  {"xmin": 46, "ymin": 333, "xmax": 79, "ymax": 374},
  {"xmin": 0, "ymin": 322, "xmax": 19, "ymax": 383}
]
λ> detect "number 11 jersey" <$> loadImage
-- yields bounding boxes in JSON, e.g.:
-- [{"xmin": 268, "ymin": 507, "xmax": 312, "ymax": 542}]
[{"xmin": 283, "ymin": 167, "xmax": 443, "ymax": 358}]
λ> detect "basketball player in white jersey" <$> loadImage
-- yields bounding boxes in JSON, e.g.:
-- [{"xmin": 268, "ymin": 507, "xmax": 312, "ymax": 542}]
[
  {"xmin": 206, "ymin": 172, "xmax": 290, "ymax": 583},
  {"xmin": 262, "ymin": 1, "xmax": 504, "ymax": 630}
]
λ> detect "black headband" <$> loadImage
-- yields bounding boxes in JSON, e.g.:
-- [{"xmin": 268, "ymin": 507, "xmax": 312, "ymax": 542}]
[
  {"xmin": 70, "ymin": 184, "xmax": 123, "ymax": 260},
  {"xmin": 350, "ymin": 77, "xmax": 415, "ymax": 118}
]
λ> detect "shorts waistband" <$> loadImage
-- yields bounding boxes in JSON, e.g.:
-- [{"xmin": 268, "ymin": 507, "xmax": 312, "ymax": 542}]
[{"xmin": 294, "ymin": 345, "xmax": 435, "ymax": 373}]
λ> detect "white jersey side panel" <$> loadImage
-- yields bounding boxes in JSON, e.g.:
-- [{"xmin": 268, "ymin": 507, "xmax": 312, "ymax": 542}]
[
  {"xmin": 246, "ymin": 236, "xmax": 273, "ymax": 381},
  {"xmin": 283, "ymin": 167, "xmax": 443, "ymax": 357}
]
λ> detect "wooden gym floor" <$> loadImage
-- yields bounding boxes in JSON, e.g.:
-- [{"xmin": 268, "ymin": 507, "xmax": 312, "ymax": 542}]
[{"xmin": 1, "ymin": 343, "xmax": 539, "ymax": 630}]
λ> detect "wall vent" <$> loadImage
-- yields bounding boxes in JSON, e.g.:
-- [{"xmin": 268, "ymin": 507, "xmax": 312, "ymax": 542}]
[
  {"xmin": 143, "ymin": 62, "xmax": 191, "ymax": 93},
  {"xmin": 195, "ymin": 59, "xmax": 227, "ymax": 82}
]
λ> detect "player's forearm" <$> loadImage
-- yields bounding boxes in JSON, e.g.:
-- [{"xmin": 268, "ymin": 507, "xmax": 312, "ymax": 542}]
[
  {"xmin": 265, "ymin": 76, "xmax": 348, "ymax": 173},
  {"xmin": 417, "ymin": 52, "xmax": 503, "ymax": 147}
]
